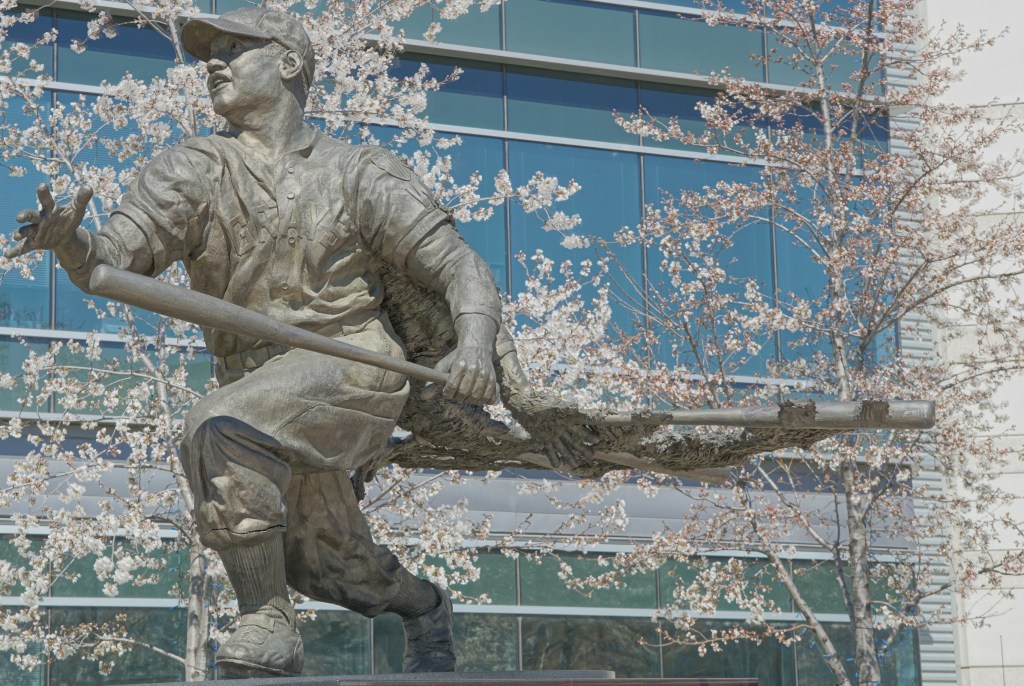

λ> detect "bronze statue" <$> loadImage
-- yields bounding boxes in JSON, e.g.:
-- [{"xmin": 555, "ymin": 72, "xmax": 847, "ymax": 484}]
[
  {"xmin": 7, "ymin": 7, "xmax": 513, "ymax": 678},
  {"xmin": 6, "ymin": 7, "xmax": 936, "ymax": 680}
]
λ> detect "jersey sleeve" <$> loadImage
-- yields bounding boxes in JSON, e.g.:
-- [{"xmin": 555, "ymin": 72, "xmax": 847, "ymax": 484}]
[
  {"xmin": 349, "ymin": 147, "xmax": 501, "ymax": 326},
  {"xmin": 106, "ymin": 144, "xmax": 213, "ymax": 276}
]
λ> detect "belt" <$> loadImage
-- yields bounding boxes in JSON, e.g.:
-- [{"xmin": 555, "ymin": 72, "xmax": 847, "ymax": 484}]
[{"xmin": 213, "ymin": 321, "xmax": 361, "ymax": 373}]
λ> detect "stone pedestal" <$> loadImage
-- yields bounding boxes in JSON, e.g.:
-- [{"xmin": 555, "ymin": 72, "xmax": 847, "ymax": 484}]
[{"xmin": 128, "ymin": 672, "xmax": 757, "ymax": 686}]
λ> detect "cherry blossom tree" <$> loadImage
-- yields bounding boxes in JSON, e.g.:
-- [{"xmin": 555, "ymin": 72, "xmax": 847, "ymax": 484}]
[
  {"xmin": 0, "ymin": 0, "xmax": 583, "ymax": 680},
  {"xmin": 497, "ymin": 1, "xmax": 1024, "ymax": 684}
]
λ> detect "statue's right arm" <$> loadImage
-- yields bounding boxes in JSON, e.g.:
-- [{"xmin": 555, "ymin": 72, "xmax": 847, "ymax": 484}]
[
  {"xmin": 8, "ymin": 146, "xmax": 212, "ymax": 292},
  {"xmin": 7, "ymin": 183, "xmax": 159, "ymax": 294}
]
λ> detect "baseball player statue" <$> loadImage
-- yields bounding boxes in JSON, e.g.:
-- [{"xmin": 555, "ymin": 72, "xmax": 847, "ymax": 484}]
[{"xmin": 8, "ymin": 8, "xmax": 505, "ymax": 678}]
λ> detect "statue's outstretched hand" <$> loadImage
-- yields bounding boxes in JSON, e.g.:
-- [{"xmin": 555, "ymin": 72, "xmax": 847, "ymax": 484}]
[{"xmin": 6, "ymin": 184, "xmax": 92, "ymax": 258}]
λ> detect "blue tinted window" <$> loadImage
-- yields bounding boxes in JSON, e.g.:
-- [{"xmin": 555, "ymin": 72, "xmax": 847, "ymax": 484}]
[
  {"xmin": 214, "ymin": 0, "xmax": 256, "ymax": 13},
  {"xmin": 653, "ymin": 1, "xmax": 751, "ymax": 13},
  {"xmin": 55, "ymin": 11, "xmax": 175, "ymax": 86},
  {"xmin": 0, "ymin": 338, "xmax": 49, "ymax": 411},
  {"xmin": 391, "ymin": 54, "xmax": 504, "ymax": 130},
  {"xmin": 638, "ymin": 84, "xmax": 715, "ymax": 152},
  {"xmin": 775, "ymin": 182, "xmax": 828, "ymax": 364},
  {"xmin": 638, "ymin": 12, "xmax": 764, "ymax": 82},
  {"xmin": 643, "ymin": 155, "xmax": 774, "ymax": 373},
  {"xmin": 506, "ymin": 0, "xmax": 636, "ymax": 67},
  {"xmin": 396, "ymin": 4, "xmax": 501, "ymax": 49},
  {"xmin": 1, "ymin": 96, "xmax": 53, "ymax": 330},
  {"xmin": 3, "ymin": 8, "xmax": 54, "ymax": 76},
  {"xmin": 766, "ymin": 31, "xmax": 881, "ymax": 91},
  {"xmin": 442, "ymin": 136, "xmax": 509, "ymax": 292},
  {"xmin": 508, "ymin": 142, "xmax": 641, "ymax": 333},
  {"xmin": 507, "ymin": 68, "xmax": 638, "ymax": 145},
  {"xmin": 352, "ymin": 125, "xmax": 509, "ymax": 292}
]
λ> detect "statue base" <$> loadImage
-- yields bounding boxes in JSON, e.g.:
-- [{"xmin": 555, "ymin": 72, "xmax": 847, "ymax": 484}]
[{"xmin": 130, "ymin": 672, "xmax": 758, "ymax": 685}]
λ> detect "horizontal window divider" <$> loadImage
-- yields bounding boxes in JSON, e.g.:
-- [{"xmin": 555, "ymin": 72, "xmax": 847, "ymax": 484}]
[
  {"xmin": 0, "ymin": 326, "xmax": 206, "ymax": 349},
  {"xmin": 425, "ymin": 122, "xmax": 761, "ymax": 166},
  {"xmin": 558, "ymin": 0, "xmax": 707, "ymax": 17},
  {"xmin": 0, "ymin": 522, "xmax": 180, "ymax": 537},
  {"xmin": 18, "ymin": 0, "xmax": 215, "ymax": 22},
  {"xmin": 402, "ymin": 39, "xmax": 721, "ymax": 91},
  {"xmin": 0, "ymin": 596, "xmax": 867, "ymax": 625},
  {"xmin": 0, "ymin": 595, "xmax": 181, "ymax": 608}
]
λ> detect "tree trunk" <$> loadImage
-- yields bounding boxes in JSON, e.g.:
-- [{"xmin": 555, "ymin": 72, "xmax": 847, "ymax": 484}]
[
  {"xmin": 184, "ymin": 541, "xmax": 211, "ymax": 682},
  {"xmin": 843, "ymin": 461, "xmax": 883, "ymax": 686}
]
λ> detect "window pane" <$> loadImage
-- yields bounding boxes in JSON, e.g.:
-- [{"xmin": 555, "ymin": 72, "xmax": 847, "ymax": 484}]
[
  {"xmin": 508, "ymin": 142, "xmax": 642, "ymax": 333},
  {"xmin": 396, "ymin": 4, "xmax": 501, "ymax": 50},
  {"xmin": 0, "ymin": 338, "xmax": 49, "ymax": 412},
  {"xmin": 519, "ymin": 553, "xmax": 656, "ymax": 609},
  {"xmin": 0, "ymin": 253, "xmax": 50, "ymax": 330},
  {"xmin": 639, "ymin": 12, "xmax": 764, "ymax": 82},
  {"xmin": 3, "ymin": 8, "xmax": 54, "ymax": 77},
  {"xmin": 48, "ymin": 607, "xmax": 185, "ymax": 685},
  {"xmin": 506, "ymin": 68, "xmax": 638, "ymax": 145},
  {"xmin": 1, "ymin": 95, "xmax": 53, "ymax": 331},
  {"xmin": 659, "ymin": 558, "xmax": 791, "ymax": 613},
  {"xmin": 662, "ymin": 619, "xmax": 795, "ymax": 684},
  {"xmin": 521, "ymin": 615, "xmax": 660, "ymax": 678},
  {"xmin": 301, "ymin": 611, "xmax": 371, "ymax": 675},
  {"xmin": 506, "ymin": 0, "xmax": 636, "ymax": 67},
  {"xmin": 0, "ymin": 654, "xmax": 43, "ymax": 686},
  {"xmin": 371, "ymin": 612, "xmax": 404, "ymax": 674},
  {"xmin": 391, "ymin": 54, "xmax": 504, "ymax": 130},
  {"xmin": 654, "ymin": 0, "xmax": 750, "ymax": 12},
  {"xmin": 55, "ymin": 11, "xmax": 175, "ymax": 86},
  {"xmin": 638, "ymin": 84, "xmax": 717, "ymax": 153},
  {"xmin": 50, "ymin": 545, "xmax": 186, "ymax": 599},
  {"xmin": 448, "ymin": 550, "xmax": 517, "ymax": 605},
  {"xmin": 642, "ymin": 155, "xmax": 775, "ymax": 373},
  {"xmin": 766, "ymin": 32, "xmax": 881, "ymax": 91},
  {"xmin": 453, "ymin": 614, "xmax": 519, "ymax": 672},
  {"xmin": 443, "ymin": 136, "xmax": 508, "ymax": 292}
]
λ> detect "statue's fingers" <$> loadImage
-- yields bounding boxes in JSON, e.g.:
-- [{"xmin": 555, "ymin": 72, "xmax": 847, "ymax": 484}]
[
  {"xmin": 4, "ymin": 237, "xmax": 32, "ymax": 259},
  {"xmin": 568, "ymin": 436, "xmax": 594, "ymax": 460},
  {"xmin": 71, "ymin": 185, "xmax": 94, "ymax": 222},
  {"xmin": 448, "ymin": 361, "xmax": 476, "ymax": 401},
  {"xmin": 16, "ymin": 209, "xmax": 41, "ymax": 225},
  {"xmin": 36, "ymin": 184, "xmax": 55, "ymax": 212},
  {"xmin": 467, "ymin": 368, "xmax": 495, "ymax": 405},
  {"xmin": 554, "ymin": 437, "xmax": 580, "ymax": 468},
  {"xmin": 574, "ymin": 425, "xmax": 600, "ymax": 445},
  {"xmin": 544, "ymin": 444, "xmax": 563, "ymax": 471}
]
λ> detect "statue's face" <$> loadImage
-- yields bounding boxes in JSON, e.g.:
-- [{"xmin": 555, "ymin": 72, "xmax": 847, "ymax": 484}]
[{"xmin": 206, "ymin": 33, "xmax": 286, "ymax": 123}]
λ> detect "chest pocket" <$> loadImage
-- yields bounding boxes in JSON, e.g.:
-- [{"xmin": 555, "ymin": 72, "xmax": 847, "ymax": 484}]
[{"xmin": 228, "ymin": 213, "xmax": 255, "ymax": 257}]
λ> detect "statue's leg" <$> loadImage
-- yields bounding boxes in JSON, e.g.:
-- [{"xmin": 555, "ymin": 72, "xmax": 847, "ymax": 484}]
[
  {"xmin": 284, "ymin": 469, "xmax": 456, "ymax": 673},
  {"xmin": 180, "ymin": 413, "xmax": 303, "ymax": 678}
]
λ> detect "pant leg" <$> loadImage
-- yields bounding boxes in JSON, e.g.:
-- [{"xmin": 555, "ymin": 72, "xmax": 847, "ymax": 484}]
[
  {"xmin": 182, "ymin": 415, "xmax": 292, "ymax": 549},
  {"xmin": 283, "ymin": 469, "xmax": 405, "ymax": 617}
]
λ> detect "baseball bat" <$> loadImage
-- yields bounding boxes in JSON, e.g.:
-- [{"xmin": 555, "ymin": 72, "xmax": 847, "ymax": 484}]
[{"xmin": 87, "ymin": 265, "xmax": 935, "ymax": 431}]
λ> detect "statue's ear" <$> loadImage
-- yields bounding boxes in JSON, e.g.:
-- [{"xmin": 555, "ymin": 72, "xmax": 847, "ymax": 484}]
[{"xmin": 279, "ymin": 49, "xmax": 303, "ymax": 82}]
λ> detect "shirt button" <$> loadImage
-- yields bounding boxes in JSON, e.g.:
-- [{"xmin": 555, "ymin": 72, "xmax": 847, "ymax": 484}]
[
  {"xmin": 280, "ymin": 281, "xmax": 288, "ymax": 290},
  {"xmin": 287, "ymin": 167, "xmax": 295, "ymax": 174},
  {"xmin": 287, "ymin": 192, "xmax": 295, "ymax": 199}
]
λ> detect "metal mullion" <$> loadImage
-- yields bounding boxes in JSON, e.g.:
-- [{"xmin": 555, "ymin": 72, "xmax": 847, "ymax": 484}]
[{"xmin": 502, "ymin": 137, "xmax": 512, "ymax": 295}]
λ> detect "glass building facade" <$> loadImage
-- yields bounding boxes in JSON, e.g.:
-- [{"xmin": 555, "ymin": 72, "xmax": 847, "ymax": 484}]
[{"xmin": 0, "ymin": 1, "xmax": 940, "ymax": 685}]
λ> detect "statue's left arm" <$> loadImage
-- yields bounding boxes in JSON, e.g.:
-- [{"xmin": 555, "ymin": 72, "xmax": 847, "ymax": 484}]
[{"xmin": 351, "ymin": 148, "xmax": 500, "ymax": 406}]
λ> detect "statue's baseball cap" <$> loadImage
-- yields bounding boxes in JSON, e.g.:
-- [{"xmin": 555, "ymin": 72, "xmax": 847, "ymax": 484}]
[{"xmin": 182, "ymin": 8, "xmax": 315, "ymax": 84}]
